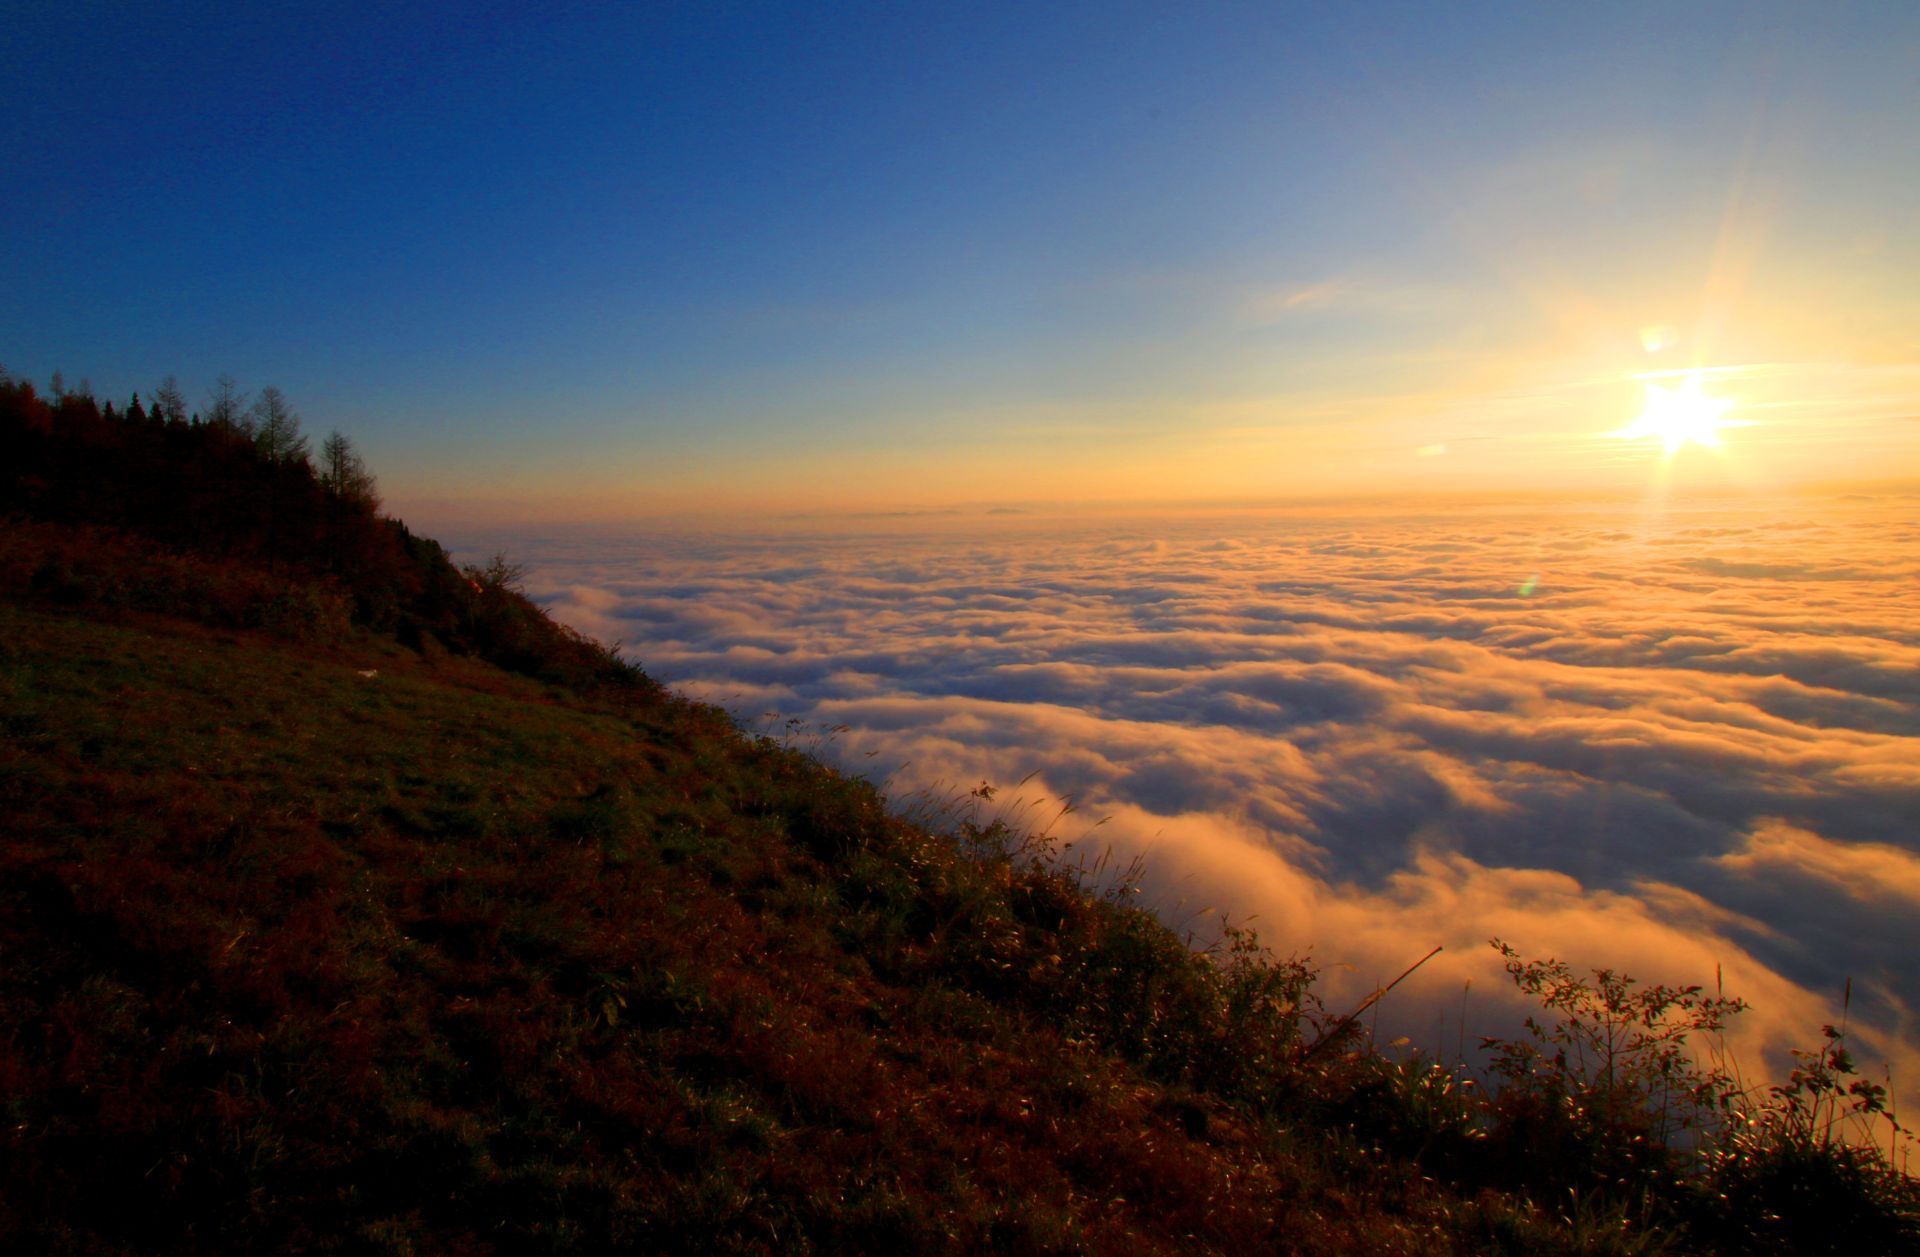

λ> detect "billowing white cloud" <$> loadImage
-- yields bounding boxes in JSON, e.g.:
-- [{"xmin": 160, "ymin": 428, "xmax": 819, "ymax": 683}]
[{"xmin": 470, "ymin": 492, "xmax": 1920, "ymax": 1113}]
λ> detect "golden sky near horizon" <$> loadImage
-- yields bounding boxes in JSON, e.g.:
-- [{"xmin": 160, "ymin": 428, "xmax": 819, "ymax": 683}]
[{"xmin": 8, "ymin": 6, "xmax": 1916, "ymax": 523}]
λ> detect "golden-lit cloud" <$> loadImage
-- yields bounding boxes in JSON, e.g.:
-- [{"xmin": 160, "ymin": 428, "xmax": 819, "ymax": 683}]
[
  {"xmin": 511, "ymin": 492, "xmax": 1920, "ymax": 1114},
  {"xmin": 1717, "ymin": 820, "xmax": 1920, "ymax": 912}
]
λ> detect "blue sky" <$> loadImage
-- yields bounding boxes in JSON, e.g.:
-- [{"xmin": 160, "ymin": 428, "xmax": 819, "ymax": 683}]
[{"xmin": 4, "ymin": 2, "xmax": 1916, "ymax": 518}]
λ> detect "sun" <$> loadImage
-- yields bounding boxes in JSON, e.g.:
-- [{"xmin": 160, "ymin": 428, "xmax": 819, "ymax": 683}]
[{"xmin": 1613, "ymin": 373, "xmax": 1735, "ymax": 454}]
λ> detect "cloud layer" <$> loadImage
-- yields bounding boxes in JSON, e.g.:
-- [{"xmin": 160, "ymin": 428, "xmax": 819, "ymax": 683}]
[{"xmin": 496, "ymin": 494, "xmax": 1920, "ymax": 1109}]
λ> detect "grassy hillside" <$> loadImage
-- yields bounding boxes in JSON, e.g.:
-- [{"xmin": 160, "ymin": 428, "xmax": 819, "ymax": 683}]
[
  {"xmin": 0, "ymin": 588, "xmax": 1472, "ymax": 1253},
  {"xmin": 3, "ymin": 368, "xmax": 1915, "ymax": 1253}
]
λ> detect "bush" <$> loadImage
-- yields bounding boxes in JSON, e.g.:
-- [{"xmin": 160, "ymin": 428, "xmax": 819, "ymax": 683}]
[
  {"xmin": 1696, "ymin": 1019, "xmax": 1920, "ymax": 1255},
  {"xmin": 1478, "ymin": 941, "xmax": 1920, "ymax": 1252},
  {"xmin": 1476, "ymin": 939, "xmax": 1745, "ymax": 1198}
]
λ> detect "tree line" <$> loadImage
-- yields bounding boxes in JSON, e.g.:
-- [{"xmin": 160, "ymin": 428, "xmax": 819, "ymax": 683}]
[
  {"xmin": 29, "ymin": 369, "xmax": 377, "ymax": 505},
  {"xmin": 1, "ymin": 365, "xmax": 641, "ymax": 693}
]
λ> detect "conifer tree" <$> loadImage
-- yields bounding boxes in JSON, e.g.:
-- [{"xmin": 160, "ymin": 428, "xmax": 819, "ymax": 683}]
[
  {"xmin": 152, "ymin": 376, "xmax": 187, "ymax": 426},
  {"xmin": 206, "ymin": 373, "xmax": 249, "ymax": 433},
  {"xmin": 320, "ymin": 430, "xmax": 378, "ymax": 504},
  {"xmin": 250, "ymin": 386, "xmax": 308, "ymax": 464}
]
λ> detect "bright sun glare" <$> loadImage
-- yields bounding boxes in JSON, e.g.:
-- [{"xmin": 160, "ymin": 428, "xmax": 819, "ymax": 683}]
[{"xmin": 1614, "ymin": 373, "xmax": 1735, "ymax": 454}]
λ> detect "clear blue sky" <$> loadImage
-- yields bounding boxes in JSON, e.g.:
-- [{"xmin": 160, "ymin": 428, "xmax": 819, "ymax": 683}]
[{"xmin": 5, "ymin": 2, "xmax": 1916, "ymax": 519}]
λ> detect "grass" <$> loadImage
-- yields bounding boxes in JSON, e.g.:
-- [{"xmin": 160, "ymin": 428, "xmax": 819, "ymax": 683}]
[
  {"xmin": 3, "ymin": 536, "xmax": 1915, "ymax": 1253},
  {"xmin": 0, "ymin": 593, "xmax": 1450, "ymax": 1253}
]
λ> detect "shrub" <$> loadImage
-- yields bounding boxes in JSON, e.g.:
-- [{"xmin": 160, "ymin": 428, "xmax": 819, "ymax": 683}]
[
  {"xmin": 1476, "ymin": 939, "xmax": 1746, "ymax": 1199},
  {"xmin": 1697, "ymin": 1017, "xmax": 1920, "ymax": 1255},
  {"xmin": 1336, "ymin": 1051, "xmax": 1484, "ymax": 1168},
  {"xmin": 1479, "ymin": 942, "xmax": 1920, "ymax": 1252}
]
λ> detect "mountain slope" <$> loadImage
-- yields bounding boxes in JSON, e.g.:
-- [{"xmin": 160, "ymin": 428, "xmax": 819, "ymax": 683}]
[{"xmin": 0, "ymin": 592, "xmax": 1485, "ymax": 1254}]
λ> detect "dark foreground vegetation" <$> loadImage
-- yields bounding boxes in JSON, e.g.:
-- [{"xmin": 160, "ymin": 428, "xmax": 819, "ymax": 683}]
[{"xmin": 3, "ymin": 367, "xmax": 1916, "ymax": 1254}]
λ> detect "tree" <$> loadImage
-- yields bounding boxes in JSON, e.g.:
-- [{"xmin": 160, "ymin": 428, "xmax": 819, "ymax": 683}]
[
  {"xmin": 469, "ymin": 551, "xmax": 528, "ymax": 594},
  {"xmin": 206, "ymin": 374, "xmax": 249, "ymax": 433},
  {"xmin": 152, "ymin": 375, "xmax": 187, "ymax": 426},
  {"xmin": 249, "ymin": 386, "xmax": 308, "ymax": 465},
  {"xmin": 320, "ymin": 430, "xmax": 378, "ymax": 505}
]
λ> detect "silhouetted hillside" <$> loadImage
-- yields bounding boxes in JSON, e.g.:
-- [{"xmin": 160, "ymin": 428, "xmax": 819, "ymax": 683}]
[{"xmin": 0, "ymin": 370, "xmax": 637, "ymax": 692}]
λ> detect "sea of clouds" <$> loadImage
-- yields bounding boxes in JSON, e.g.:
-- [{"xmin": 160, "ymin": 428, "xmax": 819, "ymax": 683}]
[{"xmin": 472, "ymin": 492, "xmax": 1920, "ymax": 1109}]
